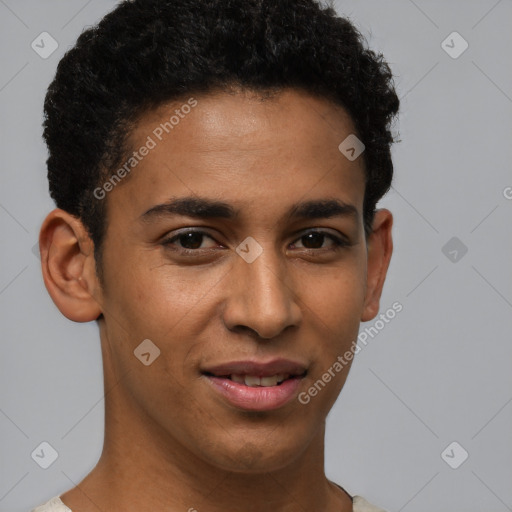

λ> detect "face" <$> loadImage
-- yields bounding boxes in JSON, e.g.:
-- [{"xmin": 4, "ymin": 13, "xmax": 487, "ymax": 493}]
[{"xmin": 50, "ymin": 88, "xmax": 392, "ymax": 473}]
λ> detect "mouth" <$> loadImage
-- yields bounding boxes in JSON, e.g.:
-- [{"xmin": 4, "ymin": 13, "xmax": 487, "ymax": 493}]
[
  {"xmin": 202, "ymin": 372, "xmax": 305, "ymax": 387},
  {"xmin": 201, "ymin": 359, "xmax": 308, "ymax": 411}
]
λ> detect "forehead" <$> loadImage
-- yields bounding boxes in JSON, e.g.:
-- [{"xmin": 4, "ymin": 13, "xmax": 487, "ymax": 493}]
[
  {"xmin": 107, "ymin": 88, "xmax": 366, "ymax": 223},
  {"xmin": 137, "ymin": 88, "xmax": 359, "ymax": 151}
]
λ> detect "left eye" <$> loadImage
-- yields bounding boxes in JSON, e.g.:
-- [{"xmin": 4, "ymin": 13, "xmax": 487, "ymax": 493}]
[
  {"xmin": 162, "ymin": 229, "xmax": 347, "ymax": 253},
  {"xmin": 291, "ymin": 230, "xmax": 346, "ymax": 250}
]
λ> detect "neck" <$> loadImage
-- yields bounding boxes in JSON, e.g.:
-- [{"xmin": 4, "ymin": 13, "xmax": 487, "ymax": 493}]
[
  {"xmin": 60, "ymin": 330, "xmax": 352, "ymax": 512},
  {"xmin": 61, "ymin": 388, "xmax": 352, "ymax": 512}
]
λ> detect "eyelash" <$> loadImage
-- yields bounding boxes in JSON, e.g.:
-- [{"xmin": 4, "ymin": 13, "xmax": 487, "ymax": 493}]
[{"xmin": 161, "ymin": 229, "xmax": 349, "ymax": 256}]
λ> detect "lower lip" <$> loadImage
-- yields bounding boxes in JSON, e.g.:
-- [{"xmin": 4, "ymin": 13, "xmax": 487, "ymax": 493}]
[{"xmin": 204, "ymin": 375, "xmax": 303, "ymax": 411}]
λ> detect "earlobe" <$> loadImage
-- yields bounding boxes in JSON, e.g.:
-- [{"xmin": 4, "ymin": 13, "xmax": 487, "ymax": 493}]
[
  {"xmin": 39, "ymin": 209, "xmax": 103, "ymax": 322},
  {"xmin": 361, "ymin": 209, "xmax": 393, "ymax": 322}
]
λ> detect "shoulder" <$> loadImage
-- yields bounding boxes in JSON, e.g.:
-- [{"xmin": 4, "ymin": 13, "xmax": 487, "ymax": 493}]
[
  {"xmin": 353, "ymin": 495, "xmax": 389, "ymax": 512},
  {"xmin": 31, "ymin": 496, "xmax": 72, "ymax": 512}
]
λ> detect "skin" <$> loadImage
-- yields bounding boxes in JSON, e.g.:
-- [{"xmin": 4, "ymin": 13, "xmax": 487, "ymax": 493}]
[{"xmin": 39, "ymin": 88, "xmax": 393, "ymax": 512}]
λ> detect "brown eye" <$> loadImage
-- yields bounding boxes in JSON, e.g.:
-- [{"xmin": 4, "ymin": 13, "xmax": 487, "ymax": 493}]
[
  {"xmin": 162, "ymin": 230, "xmax": 219, "ymax": 253},
  {"xmin": 174, "ymin": 232, "xmax": 206, "ymax": 250},
  {"xmin": 292, "ymin": 230, "xmax": 347, "ymax": 251}
]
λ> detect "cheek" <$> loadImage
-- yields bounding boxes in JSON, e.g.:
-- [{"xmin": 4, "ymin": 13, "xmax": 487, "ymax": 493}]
[
  {"xmin": 107, "ymin": 258, "xmax": 205, "ymax": 326},
  {"xmin": 304, "ymin": 263, "xmax": 367, "ymax": 331},
  {"xmin": 300, "ymin": 260, "xmax": 367, "ymax": 395},
  {"xmin": 102, "ymin": 261, "xmax": 221, "ymax": 382},
  {"xmin": 300, "ymin": 273, "xmax": 365, "ymax": 413}
]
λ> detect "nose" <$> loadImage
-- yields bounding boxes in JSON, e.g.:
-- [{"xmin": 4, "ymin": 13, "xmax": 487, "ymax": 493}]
[{"xmin": 222, "ymin": 244, "xmax": 302, "ymax": 340}]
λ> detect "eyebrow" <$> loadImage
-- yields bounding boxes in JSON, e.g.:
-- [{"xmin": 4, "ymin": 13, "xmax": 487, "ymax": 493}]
[{"xmin": 140, "ymin": 196, "xmax": 358, "ymax": 222}]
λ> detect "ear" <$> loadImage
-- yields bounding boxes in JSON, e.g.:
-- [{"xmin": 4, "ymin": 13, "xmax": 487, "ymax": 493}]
[
  {"xmin": 361, "ymin": 208, "xmax": 393, "ymax": 322},
  {"xmin": 39, "ymin": 208, "xmax": 103, "ymax": 322}
]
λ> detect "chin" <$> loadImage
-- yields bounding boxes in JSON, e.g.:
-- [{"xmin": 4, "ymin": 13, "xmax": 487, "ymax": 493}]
[{"xmin": 204, "ymin": 432, "xmax": 309, "ymax": 474}]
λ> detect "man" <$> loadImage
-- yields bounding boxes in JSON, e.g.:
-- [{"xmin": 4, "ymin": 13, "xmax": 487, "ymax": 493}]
[{"xmin": 33, "ymin": 0, "xmax": 399, "ymax": 510}]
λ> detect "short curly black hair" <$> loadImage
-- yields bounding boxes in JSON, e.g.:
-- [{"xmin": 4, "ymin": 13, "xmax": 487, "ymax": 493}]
[{"xmin": 43, "ymin": 0, "xmax": 399, "ymax": 280}]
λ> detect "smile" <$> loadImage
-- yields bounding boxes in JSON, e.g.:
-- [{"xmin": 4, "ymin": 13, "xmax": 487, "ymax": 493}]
[
  {"xmin": 229, "ymin": 374, "xmax": 289, "ymax": 387},
  {"xmin": 201, "ymin": 359, "xmax": 308, "ymax": 411}
]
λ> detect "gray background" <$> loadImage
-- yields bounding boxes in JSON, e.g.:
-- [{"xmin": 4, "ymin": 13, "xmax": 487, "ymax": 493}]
[{"xmin": 0, "ymin": 1, "xmax": 511, "ymax": 511}]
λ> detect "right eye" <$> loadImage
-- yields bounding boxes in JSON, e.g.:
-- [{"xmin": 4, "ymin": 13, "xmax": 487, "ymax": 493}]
[{"xmin": 161, "ymin": 229, "xmax": 222, "ymax": 255}]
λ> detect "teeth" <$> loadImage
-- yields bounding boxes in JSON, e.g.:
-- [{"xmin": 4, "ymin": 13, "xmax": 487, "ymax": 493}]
[
  {"xmin": 244, "ymin": 376, "xmax": 261, "ymax": 387},
  {"xmin": 229, "ymin": 374, "xmax": 289, "ymax": 387},
  {"xmin": 260, "ymin": 375, "xmax": 279, "ymax": 386}
]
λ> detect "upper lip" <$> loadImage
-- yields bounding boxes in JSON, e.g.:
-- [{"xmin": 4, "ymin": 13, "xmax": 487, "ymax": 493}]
[{"xmin": 202, "ymin": 359, "xmax": 308, "ymax": 378}]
